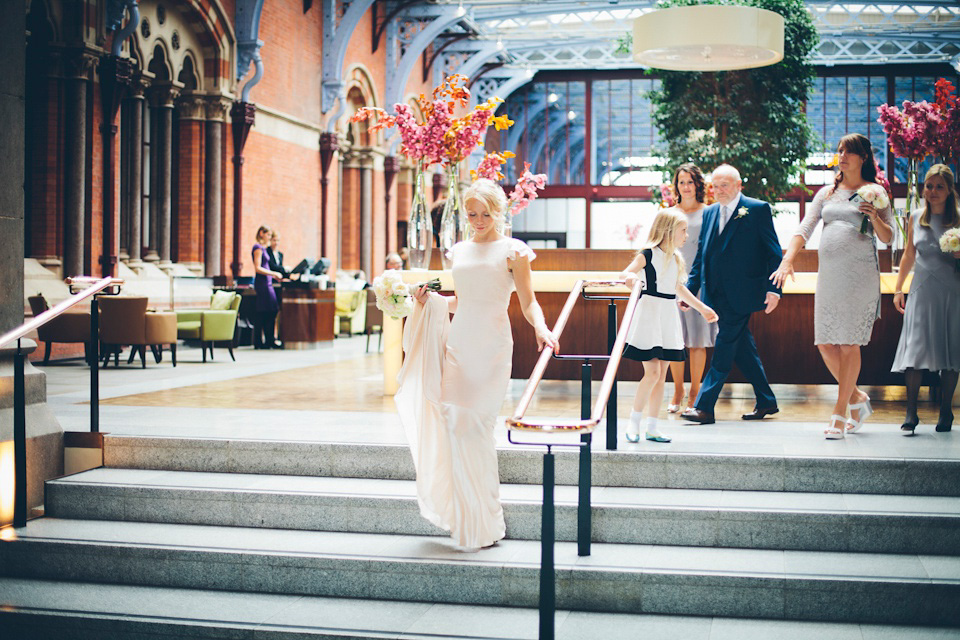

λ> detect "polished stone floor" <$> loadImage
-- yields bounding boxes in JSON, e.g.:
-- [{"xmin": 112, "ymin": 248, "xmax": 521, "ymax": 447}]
[{"xmin": 41, "ymin": 336, "xmax": 960, "ymax": 459}]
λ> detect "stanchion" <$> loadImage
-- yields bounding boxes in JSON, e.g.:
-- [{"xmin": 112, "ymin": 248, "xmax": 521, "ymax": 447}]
[
  {"xmin": 578, "ymin": 363, "xmax": 592, "ymax": 557},
  {"xmin": 13, "ymin": 339, "xmax": 27, "ymax": 528},
  {"xmin": 606, "ymin": 300, "xmax": 618, "ymax": 450},
  {"xmin": 90, "ymin": 297, "xmax": 99, "ymax": 433},
  {"xmin": 539, "ymin": 445, "xmax": 555, "ymax": 640}
]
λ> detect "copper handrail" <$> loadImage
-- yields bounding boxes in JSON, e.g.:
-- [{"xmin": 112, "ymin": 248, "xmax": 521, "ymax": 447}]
[
  {"xmin": 506, "ymin": 279, "xmax": 641, "ymax": 433},
  {"xmin": 0, "ymin": 276, "xmax": 123, "ymax": 349}
]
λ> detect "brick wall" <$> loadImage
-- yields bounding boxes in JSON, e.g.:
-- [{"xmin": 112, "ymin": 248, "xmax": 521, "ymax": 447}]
[{"xmin": 176, "ymin": 119, "xmax": 205, "ymax": 265}]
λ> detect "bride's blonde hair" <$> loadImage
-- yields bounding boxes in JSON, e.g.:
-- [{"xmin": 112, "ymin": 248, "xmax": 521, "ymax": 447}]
[{"xmin": 642, "ymin": 208, "xmax": 687, "ymax": 282}]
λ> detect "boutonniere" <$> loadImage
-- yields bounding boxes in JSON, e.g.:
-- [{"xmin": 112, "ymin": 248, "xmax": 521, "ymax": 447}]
[{"xmin": 735, "ymin": 207, "xmax": 749, "ymax": 219}]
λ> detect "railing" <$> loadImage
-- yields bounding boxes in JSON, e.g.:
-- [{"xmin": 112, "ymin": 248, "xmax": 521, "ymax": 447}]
[
  {"xmin": 0, "ymin": 276, "xmax": 123, "ymax": 528},
  {"xmin": 506, "ymin": 279, "xmax": 642, "ymax": 640}
]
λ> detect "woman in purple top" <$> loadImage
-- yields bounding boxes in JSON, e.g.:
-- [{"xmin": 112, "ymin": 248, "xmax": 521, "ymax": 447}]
[{"xmin": 252, "ymin": 225, "xmax": 284, "ymax": 348}]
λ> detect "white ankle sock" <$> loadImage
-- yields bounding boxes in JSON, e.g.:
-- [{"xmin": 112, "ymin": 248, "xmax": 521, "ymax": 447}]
[
  {"xmin": 644, "ymin": 416, "xmax": 662, "ymax": 437},
  {"xmin": 627, "ymin": 410, "xmax": 644, "ymax": 436}
]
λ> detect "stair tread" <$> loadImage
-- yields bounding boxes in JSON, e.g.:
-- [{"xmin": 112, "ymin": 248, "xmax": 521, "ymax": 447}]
[
  {"xmin": 52, "ymin": 468, "xmax": 960, "ymax": 517},
  {"xmin": 13, "ymin": 518, "xmax": 960, "ymax": 583},
  {"xmin": 9, "ymin": 576, "xmax": 949, "ymax": 640}
]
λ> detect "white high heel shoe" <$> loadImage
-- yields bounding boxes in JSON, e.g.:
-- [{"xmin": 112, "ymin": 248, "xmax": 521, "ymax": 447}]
[
  {"xmin": 846, "ymin": 395, "xmax": 873, "ymax": 433},
  {"xmin": 825, "ymin": 414, "xmax": 846, "ymax": 440}
]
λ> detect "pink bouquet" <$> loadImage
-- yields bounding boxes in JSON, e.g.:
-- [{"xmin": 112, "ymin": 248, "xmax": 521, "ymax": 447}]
[
  {"xmin": 471, "ymin": 150, "xmax": 515, "ymax": 182},
  {"xmin": 508, "ymin": 162, "xmax": 547, "ymax": 217},
  {"xmin": 624, "ymin": 223, "xmax": 643, "ymax": 246},
  {"xmin": 934, "ymin": 79, "xmax": 960, "ymax": 165}
]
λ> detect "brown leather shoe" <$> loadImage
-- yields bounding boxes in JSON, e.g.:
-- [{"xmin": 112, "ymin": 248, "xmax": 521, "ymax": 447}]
[
  {"xmin": 742, "ymin": 406, "xmax": 779, "ymax": 420},
  {"xmin": 680, "ymin": 407, "xmax": 715, "ymax": 424}
]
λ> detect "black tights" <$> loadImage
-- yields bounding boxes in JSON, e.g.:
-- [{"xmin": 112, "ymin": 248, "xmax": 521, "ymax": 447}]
[
  {"xmin": 254, "ymin": 311, "xmax": 278, "ymax": 348},
  {"xmin": 903, "ymin": 368, "xmax": 957, "ymax": 429}
]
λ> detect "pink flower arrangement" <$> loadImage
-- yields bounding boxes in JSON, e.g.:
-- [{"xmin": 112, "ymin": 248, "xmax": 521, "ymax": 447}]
[
  {"xmin": 876, "ymin": 100, "xmax": 942, "ymax": 161},
  {"xmin": 471, "ymin": 150, "xmax": 516, "ymax": 182},
  {"xmin": 350, "ymin": 75, "xmax": 513, "ymax": 168},
  {"xmin": 934, "ymin": 78, "xmax": 960, "ymax": 164},
  {"xmin": 624, "ymin": 223, "xmax": 643, "ymax": 245},
  {"xmin": 508, "ymin": 162, "xmax": 547, "ymax": 217}
]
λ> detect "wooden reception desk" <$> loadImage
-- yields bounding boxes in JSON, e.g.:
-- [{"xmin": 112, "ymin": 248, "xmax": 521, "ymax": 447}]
[
  {"xmin": 280, "ymin": 286, "xmax": 335, "ymax": 349},
  {"xmin": 382, "ymin": 249, "xmax": 913, "ymax": 393}
]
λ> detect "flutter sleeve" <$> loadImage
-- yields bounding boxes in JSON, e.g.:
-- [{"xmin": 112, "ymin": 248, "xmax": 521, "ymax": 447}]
[
  {"xmin": 795, "ymin": 185, "xmax": 827, "ymax": 242},
  {"xmin": 507, "ymin": 238, "xmax": 537, "ymax": 263}
]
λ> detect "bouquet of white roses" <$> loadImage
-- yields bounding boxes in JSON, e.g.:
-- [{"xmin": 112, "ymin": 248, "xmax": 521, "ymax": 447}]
[
  {"xmin": 849, "ymin": 183, "xmax": 890, "ymax": 235},
  {"xmin": 939, "ymin": 227, "xmax": 960, "ymax": 272},
  {"xmin": 371, "ymin": 270, "xmax": 441, "ymax": 319}
]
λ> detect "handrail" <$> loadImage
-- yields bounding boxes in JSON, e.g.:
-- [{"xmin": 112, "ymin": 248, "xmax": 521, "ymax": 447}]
[
  {"xmin": 0, "ymin": 276, "xmax": 123, "ymax": 349},
  {"xmin": 507, "ymin": 279, "xmax": 641, "ymax": 433}
]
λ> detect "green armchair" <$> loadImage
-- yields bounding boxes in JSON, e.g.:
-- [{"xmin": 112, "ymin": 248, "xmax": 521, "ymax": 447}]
[{"xmin": 176, "ymin": 291, "xmax": 240, "ymax": 362}]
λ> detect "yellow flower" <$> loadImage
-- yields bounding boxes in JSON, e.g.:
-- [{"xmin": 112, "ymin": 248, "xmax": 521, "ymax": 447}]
[
  {"xmin": 503, "ymin": 151, "xmax": 516, "ymax": 159},
  {"xmin": 827, "ymin": 153, "xmax": 839, "ymax": 168},
  {"xmin": 491, "ymin": 114, "xmax": 514, "ymax": 131}
]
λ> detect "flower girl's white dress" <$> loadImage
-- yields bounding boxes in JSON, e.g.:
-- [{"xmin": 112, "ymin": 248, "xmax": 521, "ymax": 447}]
[{"xmin": 395, "ymin": 237, "xmax": 535, "ymax": 549}]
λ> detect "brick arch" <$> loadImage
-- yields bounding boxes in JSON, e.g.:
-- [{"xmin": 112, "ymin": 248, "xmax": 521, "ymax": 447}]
[
  {"xmin": 133, "ymin": 0, "xmax": 235, "ymax": 93},
  {"xmin": 177, "ymin": 50, "xmax": 201, "ymax": 90},
  {"xmin": 146, "ymin": 41, "xmax": 174, "ymax": 82},
  {"xmin": 342, "ymin": 64, "xmax": 381, "ymax": 146}
]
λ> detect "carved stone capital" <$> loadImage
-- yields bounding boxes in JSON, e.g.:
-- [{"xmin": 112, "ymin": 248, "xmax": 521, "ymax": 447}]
[
  {"xmin": 204, "ymin": 97, "xmax": 230, "ymax": 122},
  {"xmin": 62, "ymin": 48, "xmax": 99, "ymax": 80},
  {"xmin": 149, "ymin": 82, "xmax": 183, "ymax": 108},
  {"xmin": 175, "ymin": 94, "xmax": 207, "ymax": 120}
]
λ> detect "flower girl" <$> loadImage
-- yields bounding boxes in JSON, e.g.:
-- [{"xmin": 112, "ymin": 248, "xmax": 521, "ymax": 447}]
[{"xmin": 620, "ymin": 209, "xmax": 718, "ymax": 443}]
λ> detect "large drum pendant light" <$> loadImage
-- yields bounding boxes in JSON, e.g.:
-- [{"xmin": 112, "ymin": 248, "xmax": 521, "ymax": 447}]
[{"xmin": 633, "ymin": 4, "xmax": 785, "ymax": 71}]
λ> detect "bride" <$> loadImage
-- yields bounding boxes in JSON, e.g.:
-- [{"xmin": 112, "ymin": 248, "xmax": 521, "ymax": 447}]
[{"xmin": 395, "ymin": 178, "xmax": 559, "ymax": 550}]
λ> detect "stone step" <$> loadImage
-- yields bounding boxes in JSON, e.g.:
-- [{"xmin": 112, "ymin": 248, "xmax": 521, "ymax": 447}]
[
  {"xmin": 6, "ymin": 577, "xmax": 946, "ymax": 640},
  {"xmin": 45, "ymin": 468, "xmax": 960, "ymax": 555},
  {"xmin": 3, "ymin": 518, "xmax": 958, "ymax": 626},
  {"xmin": 103, "ymin": 435, "xmax": 960, "ymax": 496}
]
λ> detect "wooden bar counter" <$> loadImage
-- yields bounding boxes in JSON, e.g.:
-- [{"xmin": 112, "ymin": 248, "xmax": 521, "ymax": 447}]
[
  {"xmin": 387, "ymin": 249, "xmax": 912, "ymax": 390},
  {"xmin": 280, "ymin": 286, "xmax": 335, "ymax": 349}
]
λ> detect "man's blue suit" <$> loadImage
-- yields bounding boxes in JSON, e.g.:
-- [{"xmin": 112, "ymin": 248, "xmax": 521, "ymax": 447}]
[{"xmin": 686, "ymin": 194, "xmax": 783, "ymax": 413}]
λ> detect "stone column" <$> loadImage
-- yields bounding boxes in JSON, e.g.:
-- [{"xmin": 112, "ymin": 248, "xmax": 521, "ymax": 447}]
[
  {"xmin": 1, "ymin": 6, "xmax": 25, "ymax": 333},
  {"xmin": 151, "ymin": 84, "xmax": 179, "ymax": 266},
  {"xmin": 360, "ymin": 150, "xmax": 374, "ymax": 281},
  {"xmin": 175, "ymin": 95, "xmax": 206, "ymax": 273},
  {"xmin": 125, "ymin": 82, "xmax": 145, "ymax": 266},
  {"xmin": 63, "ymin": 52, "xmax": 95, "ymax": 278},
  {"xmin": 204, "ymin": 98, "xmax": 227, "ymax": 276}
]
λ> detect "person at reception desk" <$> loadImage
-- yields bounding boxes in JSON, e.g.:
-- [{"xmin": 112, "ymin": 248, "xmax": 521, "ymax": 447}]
[
  {"xmin": 252, "ymin": 225, "xmax": 285, "ymax": 349},
  {"xmin": 397, "ymin": 178, "xmax": 558, "ymax": 550},
  {"xmin": 266, "ymin": 231, "xmax": 289, "ymax": 278},
  {"xmin": 680, "ymin": 164, "xmax": 783, "ymax": 426},
  {"xmin": 772, "ymin": 134, "xmax": 893, "ymax": 439},
  {"xmin": 666, "ymin": 163, "xmax": 718, "ymax": 414},
  {"xmin": 892, "ymin": 164, "xmax": 960, "ymax": 435},
  {"xmin": 621, "ymin": 208, "xmax": 718, "ymax": 443}
]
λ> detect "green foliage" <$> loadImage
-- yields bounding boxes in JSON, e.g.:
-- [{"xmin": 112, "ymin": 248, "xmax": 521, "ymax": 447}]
[{"xmin": 644, "ymin": 0, "xmax": 819, "ymax": 202}]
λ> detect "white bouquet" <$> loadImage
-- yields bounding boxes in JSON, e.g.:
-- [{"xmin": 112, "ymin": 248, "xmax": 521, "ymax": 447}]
[
  {"xmin": 371, "ymin": 270, "xmax": 441, "ymax": 319},
  {"xmin": 939, "ymin": 227, "xmax": 960, "ymax": 272},
  {"xmin": 849, "ymin": 183, "xmax": 890, "ymax": 235}
]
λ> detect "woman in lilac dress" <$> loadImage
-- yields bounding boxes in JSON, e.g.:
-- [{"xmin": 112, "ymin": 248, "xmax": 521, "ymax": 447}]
[{"xmin": 252, "ymin": 225, "xmax": 284, "ymax": 349}]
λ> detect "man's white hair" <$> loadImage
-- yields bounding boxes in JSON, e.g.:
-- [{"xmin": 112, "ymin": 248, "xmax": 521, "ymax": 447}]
[{"xmin": 712, "ymin": 164, "xmax": 742, "ymax": 182}]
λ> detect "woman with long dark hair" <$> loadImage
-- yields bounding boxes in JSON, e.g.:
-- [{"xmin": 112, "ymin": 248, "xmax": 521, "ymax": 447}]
[
  {"xmin": 892, "ymin": 164, "xmax": 960, "ymax": 434},
  {"xmin": 771, "ymin": 134, "xmax": 893, "ymax": 439},
  {"xmin": 251, "ymin": 225, "xmax": 285, "ymax": 349}
]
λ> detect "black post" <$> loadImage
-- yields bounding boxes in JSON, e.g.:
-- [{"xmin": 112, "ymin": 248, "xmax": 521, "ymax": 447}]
[
  {"xmin": 606, "ymin": 301, "xmax": 618, "ymax": 451},
  {"xmin": 90, "ymin": 297, "xmax": 99, "ymax": 433},
  {"xmin": 13, "ymin": 341, "xmax": 27, "ymax": 528},
  {"xmin": 578, "ymin": 362, "xmax": 592, "ymax": 557},
  {"xmin": 539, "ymin": 447, "xmax": 555, "ymax": 640}
]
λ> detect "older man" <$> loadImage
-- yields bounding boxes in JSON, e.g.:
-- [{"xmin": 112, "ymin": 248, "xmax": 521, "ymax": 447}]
[{"xmin": 680, "ymin": 164, "xmax": 783, "ymax": 424}]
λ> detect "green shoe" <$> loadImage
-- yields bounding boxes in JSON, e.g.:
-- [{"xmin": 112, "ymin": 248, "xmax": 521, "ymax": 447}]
[{"xmin": 645, "ymin": 433, "xmax": 671, "ymax": 443}]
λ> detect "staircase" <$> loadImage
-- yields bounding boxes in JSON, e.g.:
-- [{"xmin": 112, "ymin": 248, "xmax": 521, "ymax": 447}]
[{"xmin": 2, "ymin": 433, "xmax": 960, "ymax": 638}]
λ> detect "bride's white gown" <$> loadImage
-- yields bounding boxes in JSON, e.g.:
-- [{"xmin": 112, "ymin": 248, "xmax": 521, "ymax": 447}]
[{"xmin": 395, "ymin": 237, "xmax": 535, "ymax": 548}]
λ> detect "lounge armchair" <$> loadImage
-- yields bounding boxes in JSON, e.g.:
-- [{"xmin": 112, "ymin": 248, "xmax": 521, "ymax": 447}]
[
  {"xmin": 176, "ymin": 291, "xmax": 240, "ymax": 362},
  {"xmin": 27, "ymin": 294, "xmax": 91, "ymax": 364},
  {"xmin": 98, "ymin": 296, "xmax": 177, "ymax": 368}
]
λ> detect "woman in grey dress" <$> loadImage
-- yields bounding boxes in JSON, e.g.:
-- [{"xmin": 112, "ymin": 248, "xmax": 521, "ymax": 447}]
[
  {"xmin": 666, "ymin": 163, "xmax": 718, "ymax": 413},
  {"xmin": 772, "ymin": 134, "xmax": 893, "ymax": 439},
  {"xmin": 892, "ymin": 164, "xmax": 960, "ymax": 435}
]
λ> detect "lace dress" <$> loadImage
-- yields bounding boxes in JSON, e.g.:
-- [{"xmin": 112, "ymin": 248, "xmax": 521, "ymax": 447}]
[
  {"xmin": 395, "ymin": 237, "xmax": 536, "ymax": 549},
  {"xmin": 891, "ymin": 211, "xmax": 960, "ymax": 372},
  {"xmin": 795, "ymin": 185, "xmax": 893, "ymax": 346}
]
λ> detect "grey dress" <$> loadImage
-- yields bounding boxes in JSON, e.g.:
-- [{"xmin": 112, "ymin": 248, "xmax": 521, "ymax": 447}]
[
  {"xmin": 677, "ymin": 207, "xmax": 718, "ymax": 348},
  {"xmin": 796, "ymin": 185, "xmax": 893, "ymax": 346},
  {"xmin": 891, "ymin": 211, "xmax": 960, "ymax": 372}
]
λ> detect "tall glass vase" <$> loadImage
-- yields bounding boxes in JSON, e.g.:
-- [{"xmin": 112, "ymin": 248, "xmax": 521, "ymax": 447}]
[
  {"xmin": 438, "ymin": 165, "xmax": 464, "ymax": 270},
  {"xmin": 893, "ymin": 158, "xmax": 923, "ymax": 271},
  {"xmin": 406, "ymin": 160, "xmax": 432, "ymax": 270}
]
